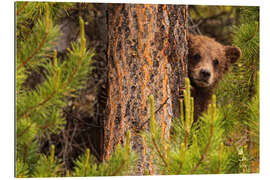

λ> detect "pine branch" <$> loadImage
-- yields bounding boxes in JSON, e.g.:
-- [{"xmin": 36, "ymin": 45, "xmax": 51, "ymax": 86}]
[
  {"xmin": 16, "ymin": 2, "xmax": 29, "ymax": 16},
  {"xmin": 16, "ymin": 2, "xmax": 96, "ymax": 177},
  {"xmin": 62, "ymin": 17, "xmax": 85, "ymax": 89},
  {"xmin": 191, "ymin": 123, "xmax": 213, "ymax": 174},
  {"xmin": 148, "ymin": 95, "xmax": 169, "ymax": 168},
  {"xmin": 111, "ymin": 159, "xmax": 127, "ymax": 176},
  {"xmin": 84, "ymin": 149, "xmax": 90, "ymax": 176},
  {"xmin": 183, "ymin": 78, "xmax": 194, "ymax": 148},
  {"xmin": 112, "ymin": 131, "xmax": 132, "ymax": 176},
  {"xmin": 138, "ymin": 97, "xmax": 169, "ymax": 130},
  {"xmin": 177, "ymin": 143, "xmax": 186, "ymax": 174},
  {"xmin": 62, "ymin": 55, "xmax": 83, "ymax": 89},
  {"xmin": 17, "ymin": 32, "xmax": 49, "ymax": 70},
  {"xmin": 22, "ymin": 90, "xmax": 56, "ymax": 119},
  {"xmin": 216, "ymin": 142, "xmax": 224, "ymax": 174},
  {"xmin": 191, "ymin": 101, "xmax": 215, "ymax": 174},
  {"xmin": 17, "ymin": 123, "xmax": 33, "ymax": 138},
  {"xmin": 151, "ymin": 136, "xmax": 168, "ymax": 168}
]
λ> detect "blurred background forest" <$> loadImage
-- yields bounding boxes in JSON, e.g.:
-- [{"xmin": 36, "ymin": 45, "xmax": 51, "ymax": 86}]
[
  {"xmin": 189, "ymin": 5, "xmax": 241, "ymax": 44},
  {"xmin": 16, "ymin": 2, "xmax": 259, "ymax": 177}
]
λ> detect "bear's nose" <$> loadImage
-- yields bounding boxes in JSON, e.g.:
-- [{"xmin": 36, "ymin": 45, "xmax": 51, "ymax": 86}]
[{"xmin": 200, "ymin": 69, "xmax": 211, "ymax": 80}]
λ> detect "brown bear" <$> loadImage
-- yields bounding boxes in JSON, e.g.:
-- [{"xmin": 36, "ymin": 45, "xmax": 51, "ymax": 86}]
[{"xmin": 188, "ymin": 34, "xmax": 241, "ymax": 121}]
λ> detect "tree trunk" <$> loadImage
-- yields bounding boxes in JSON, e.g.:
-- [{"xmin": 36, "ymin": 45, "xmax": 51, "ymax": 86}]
[{"xmin": 103, "ymin": 4, "xmax": 188, "ymax": 175}]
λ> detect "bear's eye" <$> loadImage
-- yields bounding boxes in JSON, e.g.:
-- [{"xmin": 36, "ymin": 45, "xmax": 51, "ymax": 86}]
[
  {"xmin": 193, "ymin": 53, "xmax": 201, "ymax": 61},
  {"xmin": 213, "ymin": 59, "xmax": 219, "ymax": 66}
]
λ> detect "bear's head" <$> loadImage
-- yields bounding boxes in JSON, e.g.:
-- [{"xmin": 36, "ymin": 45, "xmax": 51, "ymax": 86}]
[{"xmin": 188, "ymin": 34, "xmax": 241, "ymax": 88}]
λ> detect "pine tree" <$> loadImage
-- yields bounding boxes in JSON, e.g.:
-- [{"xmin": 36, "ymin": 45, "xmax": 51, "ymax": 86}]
[
  {"xmin": 143, "ymin": 78, "xmax": 230, "ymax": 175},
  {"xmin": 214, "ymin": 6, "xmax": 259, "ymax": 173},
  {"xmin": 16, "ymin": 2, "xmax": 94, "ymax": 177},
  {"xmin": 72, "ymin": 131, "xmax": 138, "ymax": 177}
]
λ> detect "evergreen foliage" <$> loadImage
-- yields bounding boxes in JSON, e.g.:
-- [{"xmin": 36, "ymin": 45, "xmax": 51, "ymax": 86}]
[
  {"xmin": 144, "ymin": 79, "xmax": 231, "ymax": 175},
  {"xmin": 214, "ymin": 6, "xmax": 259, "ymax": 173},
  {"xmin": 144, "ymin": 74, "xmax": 259, "ymax": 175},
  {"xmin": 16, "ymin": 2, "xmax": 95, "ymax": 177},
  {"xmin": 33, "ymin": 145, "xmax": 63, "ymax": 177},
  {"xmin": 72, "ymin": 131, "xmax": 138, "ymax": 177}
]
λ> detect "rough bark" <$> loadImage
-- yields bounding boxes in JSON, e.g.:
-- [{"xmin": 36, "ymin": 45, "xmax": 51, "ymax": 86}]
[{"xmin": 103, "ymin": 4, "xmax": 188, "ymax": 174}]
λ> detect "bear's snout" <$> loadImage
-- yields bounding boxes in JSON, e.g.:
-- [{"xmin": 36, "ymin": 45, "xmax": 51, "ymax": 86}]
[{"xmin": 199, "ymin": 69, "xmax": 211, "ymax": 82}]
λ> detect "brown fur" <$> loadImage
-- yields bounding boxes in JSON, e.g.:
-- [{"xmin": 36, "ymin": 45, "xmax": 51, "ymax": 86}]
[{"xmin": 188, "ymin": 34, "xmax": 241, "ymax": 121}]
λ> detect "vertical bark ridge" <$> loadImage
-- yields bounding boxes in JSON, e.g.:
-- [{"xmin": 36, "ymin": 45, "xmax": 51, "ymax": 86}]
[{"xmin": 105, "ymin": 5, "xmax": 122, "ymax": 161}]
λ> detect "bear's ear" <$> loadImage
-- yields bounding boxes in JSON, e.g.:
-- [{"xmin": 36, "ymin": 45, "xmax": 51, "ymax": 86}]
[{"xmin": 225, "ymin": 46, "xmax": 241, "ymax": 64}]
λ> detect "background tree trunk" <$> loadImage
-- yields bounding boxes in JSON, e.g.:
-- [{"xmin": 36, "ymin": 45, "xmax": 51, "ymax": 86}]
[{"xmin": 103, "ymin": 4, "xmax": 188, "ymax": 174}]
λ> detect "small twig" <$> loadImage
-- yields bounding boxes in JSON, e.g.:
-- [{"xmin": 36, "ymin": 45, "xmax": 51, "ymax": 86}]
[
  {"xmin": 187, "ymin": 6, "xmax": 201, "ymax": 35},
  {"xmin": 155, "ymin": 98, "xmax": 169, "ymax": 114},
  {"xmin": 188, "ymin": 19, "xmax": 202, "ymax": 28},
  {"xmin": 152, "ymin": 136, "xmax": 168, "ymax": 167},
  {"xmin": 70, "ymin": 120, "xmax": 78, "ymax": 145},
  {"xmin": 138, "ymin": 98, "xmax": 169, "ymax": 130},
  {"xmin": 63, "ymin": 110, "xmax": 103, "ymax": 128},
  {"xmin": 62, "ymin": 123, "xmax": 70, "ymax": 168}
]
